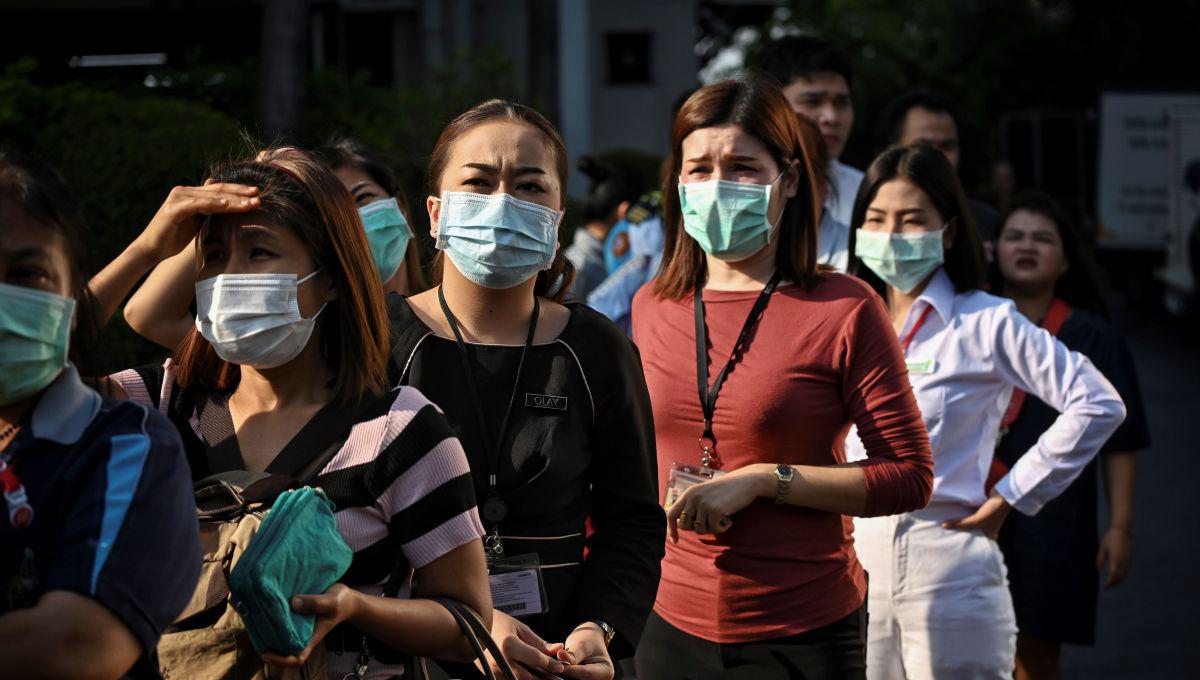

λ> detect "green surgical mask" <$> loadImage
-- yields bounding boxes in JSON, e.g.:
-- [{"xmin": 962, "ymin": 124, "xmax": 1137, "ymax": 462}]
[
  {"xmin": 0, "ymin": 282, "xmax": 74, "ymax": 405},
  {"xmin": 678, "ymin": 172, "xmax": 783, "ymax": 260},
  {"xmin": 854, "ymin": 227, "xmax": 946, "ymax": 294},
  {"xmin": 359, "ymin": 197, "xmax": 413, "ymax": 282}
]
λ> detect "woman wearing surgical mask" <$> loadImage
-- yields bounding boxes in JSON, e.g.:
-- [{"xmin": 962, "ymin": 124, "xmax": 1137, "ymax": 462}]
[
  {"xmin": 101, "ymin": 148, "xmax": 492, "ymax": 679},
  {"xmin": 0, "ymin": 150, "xmax": 200, "ymax": 679},
  {"xmin": 316, "ymin": 136, "xmax": 427, "ymax": 294},
  {"xmin": 843, "ymin": 145, "xmax": 1127, "ymax": 680},
  {"xmin": 991, "ymin": 191, "xmax": 1150, "ymax": 680},
  {"xmin": 387, "ymin": 99, "xmax": 664, "ymax": 680},
  {"xmin": 120, "ymin": 140, "xmax": 426, "ymax": 349},
  {"xmin": 631, "ymin": 76, "xmax": 934, "ymax": 680}
]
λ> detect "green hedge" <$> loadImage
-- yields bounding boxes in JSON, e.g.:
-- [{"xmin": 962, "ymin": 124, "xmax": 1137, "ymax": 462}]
[
  {"xmin": 2, "ymin": 58, "xmax": 245, "ymax": 373},
  {"xmin": 0, "ymin": 51, "xmax": 531, "ymax": 373}
]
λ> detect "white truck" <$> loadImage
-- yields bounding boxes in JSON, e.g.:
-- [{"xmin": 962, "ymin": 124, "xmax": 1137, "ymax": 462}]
[{"xmin": 1097, "ymin": 92, "xmax": 1200, "ymax": 313}]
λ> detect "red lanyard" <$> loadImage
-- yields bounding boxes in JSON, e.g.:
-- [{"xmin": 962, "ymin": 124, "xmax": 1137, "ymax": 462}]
[
  {"xmin": 987, "ymin": 298, "xmax": 1073, "ymax": 494},
  {"xmin": 0, "ymin": 453, "xmax": 34, "ymax": 530},
  {"xmin": 900, "ymin": 305, "xmax": 934, "ymax": 355},
  {"xmin": 999, "ymin": 299, "xmax": 1072, "ymax": 431}
]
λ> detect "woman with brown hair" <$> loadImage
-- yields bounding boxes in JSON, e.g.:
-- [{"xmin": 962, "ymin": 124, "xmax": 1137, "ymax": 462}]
[
  {"xmin": 122, "ymin": 140, "xmax": 428, "ymax": 348},
  {"xmin": 630, "ymin": 76, "xmax": 934, "ymax": 679},
  {"xmin": 95, "ymin": 147, "xmax": 491, "ymax": 678},
  {"xmin": 387, "ymin": 99, "xmax": 663, "ymax": 680}
]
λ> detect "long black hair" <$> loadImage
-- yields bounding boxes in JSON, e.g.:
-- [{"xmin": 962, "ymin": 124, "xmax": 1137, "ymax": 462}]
[
  {"xmin": 0, "ymin": 147, "xmax": 101, "ymax": 375},
  {"xmin": 989, "ymin": 189, "xmax": 1107, "ymax": 316},
  {"xmin": 847, "ymin": 143, "xmax": 986, "ymax": 299}
]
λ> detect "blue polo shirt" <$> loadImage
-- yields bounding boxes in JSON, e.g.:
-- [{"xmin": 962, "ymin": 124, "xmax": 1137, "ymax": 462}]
[{"xmin": 0, "ymin": 365, "xmax": 200, "ymax": 679}]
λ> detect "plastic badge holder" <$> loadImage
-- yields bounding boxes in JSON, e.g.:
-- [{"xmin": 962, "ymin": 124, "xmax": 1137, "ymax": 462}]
[
  {"xmin": 488, "ymin": 552, "xmax": 550, "ymax": 619},
  {"xmin": 664, "ymin": 462, "xmax": 726, "ymax": 509}
]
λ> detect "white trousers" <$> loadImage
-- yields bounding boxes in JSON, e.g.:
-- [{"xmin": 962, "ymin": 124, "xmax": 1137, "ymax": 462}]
[{"xmin": 855, "ymin": 511, "xmax": 1017, "ymax": 680}]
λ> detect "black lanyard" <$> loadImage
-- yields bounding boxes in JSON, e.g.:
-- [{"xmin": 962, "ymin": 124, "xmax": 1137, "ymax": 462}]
[
  {"xmin": 693, "ymin": 271, "xmax": 782, "ymax": 469},
  {"xmin": 438, "ymin": 286, "xmax": 538, "ymax": 527}
]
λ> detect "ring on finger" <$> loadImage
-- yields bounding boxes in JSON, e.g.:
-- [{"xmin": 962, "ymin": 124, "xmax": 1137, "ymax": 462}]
[{"xmin": 679, "ymin": 511, "xmax": 689, "ymax": 524}]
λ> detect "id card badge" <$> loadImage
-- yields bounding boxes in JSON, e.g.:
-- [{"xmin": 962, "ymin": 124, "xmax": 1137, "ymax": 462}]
[
  {"xmin": 488, "ymin": 553, "xmax": 549, "ymax": 619},
  {"xmin": 664, "ymin": 462, "xmax": 726, "ymax": 509}
]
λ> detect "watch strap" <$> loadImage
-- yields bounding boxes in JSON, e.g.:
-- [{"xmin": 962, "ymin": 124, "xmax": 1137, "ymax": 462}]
[{"xmin": 773, "ymin": 464, "xmax": 793, "ymax": 505}]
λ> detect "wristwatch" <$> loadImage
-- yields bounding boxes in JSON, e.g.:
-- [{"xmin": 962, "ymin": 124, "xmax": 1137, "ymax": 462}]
[
  {"xmin": 591, "ymin": 619, "xmax": 616, "ymax": 647},
  {"xmin": 773, "ymin": 464, "xmax": 794, "ymax": 505}
]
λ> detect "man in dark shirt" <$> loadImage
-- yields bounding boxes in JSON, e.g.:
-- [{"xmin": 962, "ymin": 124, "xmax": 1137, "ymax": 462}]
[{"xmin": 886, "ymin": 88, "xmax": 1001, "ymax": 243}]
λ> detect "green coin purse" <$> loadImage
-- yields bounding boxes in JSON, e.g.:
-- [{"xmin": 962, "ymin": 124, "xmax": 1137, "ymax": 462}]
[{"xmin": 229, "ymin": 486, "xmax": 353, "ymax": 656}]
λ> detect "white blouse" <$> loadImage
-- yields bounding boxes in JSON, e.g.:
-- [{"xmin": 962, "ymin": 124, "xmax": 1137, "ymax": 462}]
[{"xmin": 846, "ymin": 269, "xmax": 1126, "ymax": 515}]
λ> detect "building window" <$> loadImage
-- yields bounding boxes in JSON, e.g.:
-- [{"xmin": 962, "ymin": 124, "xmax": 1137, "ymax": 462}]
[{"xmin": 605, "ymin": 32, "xmax": 652, "ymax": 85}]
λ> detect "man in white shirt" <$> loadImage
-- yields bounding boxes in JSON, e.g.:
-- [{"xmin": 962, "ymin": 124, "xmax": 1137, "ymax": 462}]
[{"xmin": 756, "ymin": 35, "xmax": 864, "ymax": 235}]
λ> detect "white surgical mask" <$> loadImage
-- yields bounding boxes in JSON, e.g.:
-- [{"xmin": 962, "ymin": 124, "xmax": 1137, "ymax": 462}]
[{"xmin": 194, "ymin": 269, "xmax": 327, "ymax": 369}]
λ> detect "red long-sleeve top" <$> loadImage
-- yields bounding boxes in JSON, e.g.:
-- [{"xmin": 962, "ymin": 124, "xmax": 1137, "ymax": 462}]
[{"xmin": 632, "ymin": 273, "xmax": 933, "ymax": 643}]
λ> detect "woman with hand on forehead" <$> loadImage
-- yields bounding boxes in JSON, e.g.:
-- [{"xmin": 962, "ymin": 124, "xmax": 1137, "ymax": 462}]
[
  {"xmin": 116, "ymin": 139, "xmax": 427, "ymax": 350},
  {"xmin": 843, "ymin": 145, "xmax": 1127, "ymax": 680},
  {"xmin": 387, "ymin": 99, "xmax": 664, "ymax": 680},
  {"xmin": 631, "ymin": 76, "xmax": 934, "ymax": 680},
  {"xmin": 92, "ymin": 147, "xmax": 493, "ymax": 679}
]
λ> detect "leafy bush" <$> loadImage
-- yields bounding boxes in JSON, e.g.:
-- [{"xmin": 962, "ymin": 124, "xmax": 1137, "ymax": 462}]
[
  {"xmin": 0, "ymin": 50, "xmax": 527, "ymax": 372},
  {"xmin": 1, "ymin": 58, "xmax": 244, "ymax": 372}
]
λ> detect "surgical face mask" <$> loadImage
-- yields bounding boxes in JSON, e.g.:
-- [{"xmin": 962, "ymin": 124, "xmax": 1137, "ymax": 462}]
[
  {"xmin": 854, "ymin": 227, "xmax": 946, "ymax": 294},
  {"xmin": 0, "ymin": 283, "xmax": 74, "ymax": 405},
  {"xmin": 678, "ymin": 172, "xmax": 784, "ymax": 260},
  {"xmin": 195, "ymin": 269, "xmax": 327, "ymax": 369},
  {"xmin": 359, "ymin": 197, "xmax": 413, "ymax": 283},
  {"xmin": 435, "ymin": 191, "xmax": 563, "ymax": 289}
]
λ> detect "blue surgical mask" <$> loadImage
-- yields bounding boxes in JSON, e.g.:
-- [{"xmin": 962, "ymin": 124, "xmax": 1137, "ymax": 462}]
[
  {"xmin": 678, "ymin": 172, "xmax": 783, "ymax": 260},
  {"xmin": 0, "ymin": 282, "xmax": 74, "ymax": 405},
  {"xmin": 854, "ymin": 227, "xmax": 946, "ymax": 294},
  {"xmin": 358, "ymin": 197, "xmax": 412, "ymax": 283},
  {"xmin": 435, "ymin": 191, "xmax": 563, "ymax": 289}
]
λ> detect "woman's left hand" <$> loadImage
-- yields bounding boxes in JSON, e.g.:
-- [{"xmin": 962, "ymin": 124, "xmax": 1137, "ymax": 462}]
[
  {"xmin": 943, "ymin": 492, "xmax": 1012, "ymax": 540},
  {"xmin": 1096, "ymin": 526, "xmax": 1133, "ymax": 588},
  {"xmin": 666, "ymin": 464, "xmax": 771, "ymax": 543},
  {"xmin": 556, "ymin": 624, "xmax": 614, "ymax": 680},
  {"xmin": 262, "ymin": 583, "xmax": 359, "ymax": 667}
]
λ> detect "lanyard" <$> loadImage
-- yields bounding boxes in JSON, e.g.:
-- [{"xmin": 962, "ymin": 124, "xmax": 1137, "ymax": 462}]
[
  {"xmin": 438, "ymin": 286, "xmax": 538, "ymax": 527},
  {"xmin": 0, "ymin": 427, "xmax": 34, "ymax": 529},
  {"xmin": 1000, "ymin": 298, "xmax": 1072, "ymax": 431},
  {"xmin": 693, "ymin": 271, "xmax": 782, "ymax": 469},
  {"xmin": 900, "ymin": 305, "xmax": 934, "ymax": 355},
  {"xmin": 987, "ymin": 298, "xmax": 1073, "ymax": 493}
]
